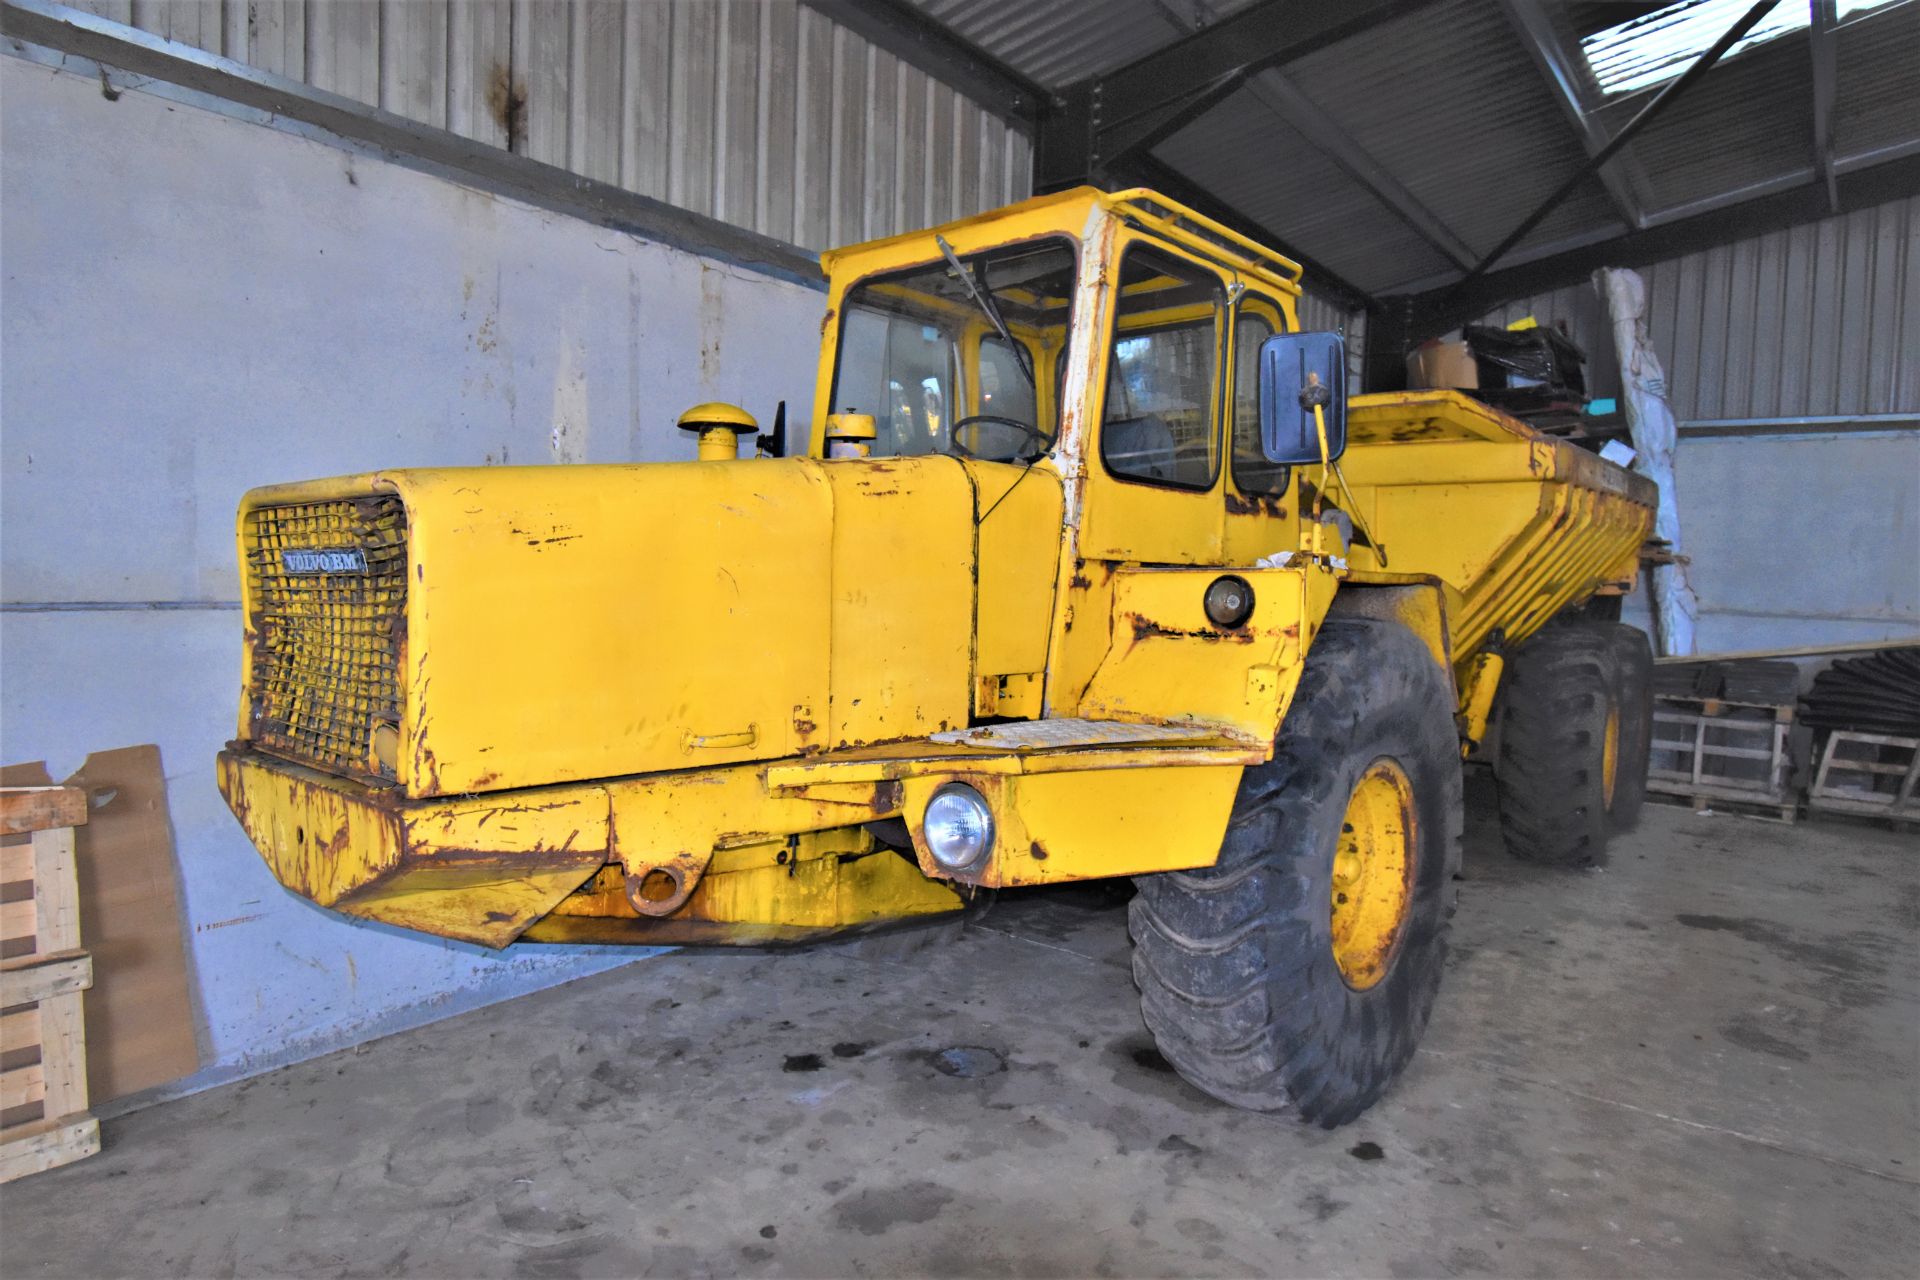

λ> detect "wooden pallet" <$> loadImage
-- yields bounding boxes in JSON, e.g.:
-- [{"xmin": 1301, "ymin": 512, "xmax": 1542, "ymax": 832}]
[
  {"xmin": 1646, "ymin": 696, "xmax": 1796, "ymax": 822},
  {"xmin": 1808, "ymin": 731, "xmax": 1920, "ymax": 827},
  {"xmin": 1, "ymin": 786, "xmax": 99, "ymax": 1182}
]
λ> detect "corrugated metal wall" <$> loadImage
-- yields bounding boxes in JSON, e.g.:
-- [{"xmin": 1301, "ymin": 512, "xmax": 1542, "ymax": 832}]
[
  {"xmin": 1476, "ymin": 195, "xmax": 1920, "ymax": 420},
  {"xmin": 69, "ymin": 0, "xmax": 1031, "ymax": 251}
]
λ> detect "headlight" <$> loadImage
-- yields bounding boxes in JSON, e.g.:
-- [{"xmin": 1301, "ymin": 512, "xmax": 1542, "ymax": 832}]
[{"xmin": 923, "ymin": 783, "xmax": 994, "ymax": 871}]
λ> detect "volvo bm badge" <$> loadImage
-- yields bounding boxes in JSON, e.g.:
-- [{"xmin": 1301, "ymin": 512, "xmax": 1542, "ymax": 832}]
[{"xmin": 280, "ymin": 548, "xmax": 368, "ymax": 575}]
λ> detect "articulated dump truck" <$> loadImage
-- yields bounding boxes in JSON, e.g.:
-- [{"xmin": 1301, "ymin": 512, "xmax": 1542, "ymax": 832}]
[{"xmin": 219, "ymin": 187, "xmax": 1656, "ymax": 1125}]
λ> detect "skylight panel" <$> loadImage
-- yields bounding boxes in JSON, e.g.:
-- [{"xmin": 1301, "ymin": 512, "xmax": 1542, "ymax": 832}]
[{"xmin": 1580, "ymin": 0, "xmax": 1905, "ymax": 97}]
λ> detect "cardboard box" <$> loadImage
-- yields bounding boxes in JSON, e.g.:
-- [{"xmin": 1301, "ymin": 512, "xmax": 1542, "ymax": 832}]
[{"xmin": 1407, "ymin": 339, "xmax": 1478, "ymax": 390}]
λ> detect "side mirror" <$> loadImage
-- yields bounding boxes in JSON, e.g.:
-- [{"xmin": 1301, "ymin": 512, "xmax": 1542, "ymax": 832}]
[{"xmin": 1259, "ymin": 331, "xmax": 1347, "ymax": 465}]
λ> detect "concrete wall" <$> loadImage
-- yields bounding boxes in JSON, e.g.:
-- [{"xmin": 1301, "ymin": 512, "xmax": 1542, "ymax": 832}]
[
  {"xmin": 1619, "ymin": 430, "xmax": 1920, "ymax": 655},
  {"xmin": 0, "ymin": 54, "xmax": 823, "ymax": 1099}
]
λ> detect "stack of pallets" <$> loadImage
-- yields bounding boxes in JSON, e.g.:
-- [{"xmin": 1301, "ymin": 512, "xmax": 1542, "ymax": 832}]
[
  {"xmin": 1808, "ymin": 733, "xmax": 1920, "ymax": 827},
  {"xmin": 1, "ymin": 786, "xmax": 99, "ymax": 1182},
  {"xmin": 1647, "ymin": 660, "xmax": 1799, "ymax": 822}
]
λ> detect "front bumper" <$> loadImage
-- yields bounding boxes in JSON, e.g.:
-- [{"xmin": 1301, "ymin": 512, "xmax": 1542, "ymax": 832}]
[{"xmin": 219, "ymin": 721, "xmax": 1262, "ymax": 948}]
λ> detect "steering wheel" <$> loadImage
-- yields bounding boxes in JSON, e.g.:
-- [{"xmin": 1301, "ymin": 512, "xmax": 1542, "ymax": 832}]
[{"xmin": 950, "ymin": 414, "xmax": 1049, "ymax": 463}]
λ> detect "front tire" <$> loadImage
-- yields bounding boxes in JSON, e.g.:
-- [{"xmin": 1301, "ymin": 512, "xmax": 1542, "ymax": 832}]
[{"xmin": 1128, "ymin": 618, "xmax": 1463, "ymax": 1126}]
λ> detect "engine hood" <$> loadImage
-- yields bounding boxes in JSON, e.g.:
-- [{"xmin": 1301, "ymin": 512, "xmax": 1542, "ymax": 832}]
[{"xmin": 239, "ymin": 456, "xmax": 1005, "ymax": 798}]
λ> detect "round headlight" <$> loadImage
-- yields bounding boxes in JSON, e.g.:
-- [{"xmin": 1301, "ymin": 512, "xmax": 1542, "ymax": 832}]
[{"xmin": 923, "ymin": 783, "xmax": 995, "ymax": 871}]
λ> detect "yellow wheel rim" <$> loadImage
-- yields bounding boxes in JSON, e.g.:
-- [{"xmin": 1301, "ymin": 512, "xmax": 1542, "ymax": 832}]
[
  {"xmin": 1329, "ymin": 758, "xmax": 1416, "ymax": 991},
  {"xmin": 1602, "ymin": 701, "xmax": 1621, "ymax": 808}
]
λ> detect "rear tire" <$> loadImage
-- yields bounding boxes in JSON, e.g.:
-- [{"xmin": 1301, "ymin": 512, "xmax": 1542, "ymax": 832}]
[
  {"xmin": 1128, "ymin": 618, "xmax": 1463, "ymax": 1126},
  {"xmin": 1494, "ymin": 625, "xmax": 1618, "ymax": 867},
  {"xmin": 1603, "ymin": 623, "xmax": 1654, "ymax": 832}
]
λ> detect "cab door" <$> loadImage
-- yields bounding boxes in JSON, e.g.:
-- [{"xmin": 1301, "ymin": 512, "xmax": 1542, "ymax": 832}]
[
  {"xmin": 1221, "ymin": 295, "xmax": 1303, "ymax": 565},
  {"xmin": 1076, "ymin": 240, "xmax": 1228, "ymax": 566}
]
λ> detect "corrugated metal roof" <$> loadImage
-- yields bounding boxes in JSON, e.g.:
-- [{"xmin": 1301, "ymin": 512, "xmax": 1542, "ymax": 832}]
[
  {"xmin": 1835, "ymin": 0, "xmax": 1920, "ymax": 159},
  {"xmin": 908, "ymin": 0, "xmax": 1191, "ymax": 85},
  {"xmin": 1158, "ymin": 88, "xmax": 1457, "ymax": 295},
  {"xmin": 1595, "ymin": 32, "xmax": 1812, "ymax": 213},
  {"xmin": 914, "ymin": 0, "xmax": 1920, "ymax": 296},
  {"xmin": 1279, "ymin": 0, "xmax": 1619, "ymax": 261}
]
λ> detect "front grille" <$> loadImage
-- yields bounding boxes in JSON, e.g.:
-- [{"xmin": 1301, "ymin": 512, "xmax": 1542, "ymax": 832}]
[{"xmin": 244, "ymin": 496, "xmax": 407, "ymax": 779}]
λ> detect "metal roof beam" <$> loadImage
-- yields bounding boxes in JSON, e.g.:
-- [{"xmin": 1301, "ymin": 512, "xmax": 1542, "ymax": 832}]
[
  {"xmin": 1496, "ymin": 0, "xmax": 1656, "ymax": 230},
  {"xmin": 1243, "ymin": 71, "xmax": 1479, "ymax": 273},
  {"xmin": 1036, "ymin": 0, "xmax": 1437, "ymax": 187},
  {"xmin": 1449, "ymin": 0, "xmax": 1783, "ymax": 294},
  {"xmin": 798, "ymin": 0, "xmax": 1048, "ymax": 133},
  {"xmin": 1405, "ymin": 147, "xmax": 1920, "ymax": 333},
  {"xmin": 1809, "ymin": 0, "xmax": 1840, "ymax": 213}
]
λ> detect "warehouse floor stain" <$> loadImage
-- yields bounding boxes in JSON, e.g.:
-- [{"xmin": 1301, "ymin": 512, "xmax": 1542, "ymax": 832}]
[{"xmin": 5, "ymin": 792, "xmax": 1916, "ymax": 1279}]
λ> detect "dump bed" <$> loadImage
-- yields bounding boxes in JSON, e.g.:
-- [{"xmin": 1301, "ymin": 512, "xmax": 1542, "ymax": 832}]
[{"xmin": 1338, "ymin": 390, "xmax": 1657, "ymax": 666}]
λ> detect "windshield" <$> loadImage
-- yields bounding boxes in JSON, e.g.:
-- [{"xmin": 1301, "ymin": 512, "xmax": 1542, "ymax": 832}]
[{"xmin": 828, "ymin": 239, "xmax": 1076, "ymax": 463}]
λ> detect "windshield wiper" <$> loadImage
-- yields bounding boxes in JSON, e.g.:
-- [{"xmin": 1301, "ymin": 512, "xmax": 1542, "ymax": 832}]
[{"xmin": 935, "ymin": 235, "xmax": 1035, "ymax": 389}]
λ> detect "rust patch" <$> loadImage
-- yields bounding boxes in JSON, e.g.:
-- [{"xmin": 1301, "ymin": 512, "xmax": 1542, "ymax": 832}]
[
  {"xmin": 1069, "ymin": 571, "xmax": 1093, "ymax": 590},
  {"xmin": 486, "ymin": 63, "xmax": 527, "ymax": 151},
  {"xmin": 1223, "ymin": 491, "xmax": 1262, "ymax": 516},
  {"xmin": 1029, "ymin": 840, "xmax": 1049, "ymax": 862},
  {"xmin": 1126, "ymin": 614, "xmax": 1249, "ymax": 645}
]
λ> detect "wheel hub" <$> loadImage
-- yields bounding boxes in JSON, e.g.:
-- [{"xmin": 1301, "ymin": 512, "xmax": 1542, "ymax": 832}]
[
  {"xmin": 1602, "ymin": 701, "xmax": 1621, "ymax": 808},
  {"xmin": 1329, "ymin": 758, "xmax": 1416, "ymax": 990}
]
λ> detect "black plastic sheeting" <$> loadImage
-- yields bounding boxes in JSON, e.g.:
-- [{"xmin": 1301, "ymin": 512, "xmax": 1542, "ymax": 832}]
[
  {"xmin": 1653, "ymin": 659, "xmax": 1799, "ymax": 705},
  {"xmin": 1463, "ymin": 325, "xmax": 1588, "ymax": 398},
  {"xmin": 1800, "ymin": 649, "xmax": 1920, "ymax": 737}
]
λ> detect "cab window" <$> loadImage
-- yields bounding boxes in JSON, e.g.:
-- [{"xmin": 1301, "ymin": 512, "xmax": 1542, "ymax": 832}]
[
  {"xmin": 1232, "ymin": 305, "xmax": 1290, "ymax": 496},
  {"xmin": 979, "ymin": 336, "xmax": 1040, "ymax": 430},
  {"xmin": 1100, "ymin": 248, "xmax": 1223, "ymax": 490},
  {"xmin": 829, "ymin": 239, "xmax": 1075, "ymax": 461}
]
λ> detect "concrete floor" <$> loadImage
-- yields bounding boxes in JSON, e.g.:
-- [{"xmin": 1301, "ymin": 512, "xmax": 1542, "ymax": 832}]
[{"xmin": 6, "ymin": 789, "xmax": 1917, "ymax": 1279}]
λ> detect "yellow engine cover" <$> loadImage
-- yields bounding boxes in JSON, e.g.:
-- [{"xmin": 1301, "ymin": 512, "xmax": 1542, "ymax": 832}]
[{"xmin": 236, "ymin": 456, "xmax": 991, "ymax": 798}]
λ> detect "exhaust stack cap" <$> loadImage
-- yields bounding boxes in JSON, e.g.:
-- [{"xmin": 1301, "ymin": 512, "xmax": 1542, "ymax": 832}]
[
  {"xmin": 825, "ymin": 411, "xmax": 877, "ymax": 459},
  {"xmin": 679, "ymin": 402, "xmax": 759, "ymax": 461}
]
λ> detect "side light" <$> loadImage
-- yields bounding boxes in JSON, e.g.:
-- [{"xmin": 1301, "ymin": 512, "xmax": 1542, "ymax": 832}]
[{"xmin": 923, "ymin": 783, "xmax": 994, "ymax": 871}]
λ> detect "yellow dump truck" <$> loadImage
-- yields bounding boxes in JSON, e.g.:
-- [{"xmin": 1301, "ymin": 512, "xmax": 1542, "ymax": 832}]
[{"xmin": 218, "ymin": 187, "xmax": 1656, "ymax": 1125}]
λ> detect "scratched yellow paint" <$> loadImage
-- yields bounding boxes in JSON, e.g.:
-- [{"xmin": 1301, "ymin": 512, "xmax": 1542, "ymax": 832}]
[{"xmin": 219, "ymin": 188, "xmax": 1655, "ymax": 948}]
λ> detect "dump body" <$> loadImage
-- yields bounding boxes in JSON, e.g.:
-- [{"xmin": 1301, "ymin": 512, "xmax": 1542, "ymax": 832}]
[
  {"xmin": 216, "ymin": 187, "xmax": 1655, "ymax": 948},
  {"xmin": 1341, "ymin": 389, "xmax": 1657, "ymax": 666}
]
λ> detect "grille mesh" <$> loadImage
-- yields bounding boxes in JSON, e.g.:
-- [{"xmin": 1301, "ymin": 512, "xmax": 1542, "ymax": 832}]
[{"xmin": 245, "ymin": 496, "xmax": 407, "ymax": 779}]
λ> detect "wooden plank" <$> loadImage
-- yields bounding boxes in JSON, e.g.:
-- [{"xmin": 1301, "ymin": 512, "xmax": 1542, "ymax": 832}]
[
  {"xmin": 37, "ymin": 992, "xmax": 88, "ymax": 1120},
  {"xmin": 1828, "ymin": 729, "xmax": 1919, "ymax": 749},
  {"xmin": 0, "ymin": 1061, "xmax": 44, "ymax": 1111},
  {"xmin": 0, "ymin": 1006, "xmax": 39, "ymax": 1054},
  {"xmin": 0, "ymin": 842, "xmax": 33, "ymax": 885},
  {"xmin": 1654, "ymin": 637, "xmax": 1920, "ymax": 664},
  {"xmin": 0, "ymin": 788, "xmax": 87, "ymax": 836},
  {"xmin": 30, "ymin": 825, "xmax": 79, "ymax": 954},
  {"xmin": 0, "ymin": 1113, "xmax": 99, "ymax": 1183},
  {"xmin": 0, "ymin": 952, "xmax": 92, "ymax": 1007},
  {"xmin": 0, "ymin": 898, "xmax": 33, "ymax": 948}
]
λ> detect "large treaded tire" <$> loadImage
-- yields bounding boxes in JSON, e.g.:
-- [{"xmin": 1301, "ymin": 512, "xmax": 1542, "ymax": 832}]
[
  {"xmin": 1127, "ymin": 618, "xmax": 1463, "ymax": 1127},
  {"xmin": 1493, "ymin": 625, "xmax": 1618, "ymax": 867},
  {"xmin": 1604, "ymin": 622, "xmax": 1654, "ymax": 833}
]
